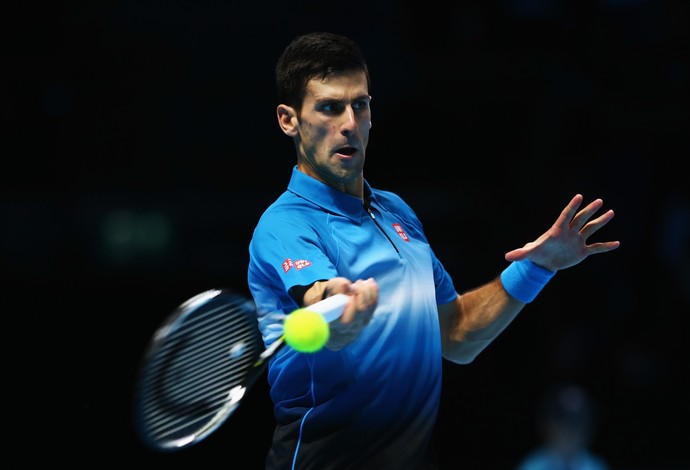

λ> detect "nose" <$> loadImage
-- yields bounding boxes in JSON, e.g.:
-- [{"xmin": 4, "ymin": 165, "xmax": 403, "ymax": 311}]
[{"xmin": 340, "ymin": 105, "xmax": 357, "ymax": 134}]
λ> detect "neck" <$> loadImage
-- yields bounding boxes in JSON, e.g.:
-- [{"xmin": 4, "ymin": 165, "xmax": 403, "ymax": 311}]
[{"xmin": 297, "ymin": 162, "xmax": 364, "ymax": 200}]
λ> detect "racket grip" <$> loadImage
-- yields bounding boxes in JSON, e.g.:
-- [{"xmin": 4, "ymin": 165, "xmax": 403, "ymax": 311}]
[{"xmin": 308, "ymin": 293, "xmax": 349, "ymax": 323}]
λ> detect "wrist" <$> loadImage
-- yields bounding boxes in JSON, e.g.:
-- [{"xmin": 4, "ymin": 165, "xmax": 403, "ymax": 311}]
[{"xmin": 500, "ymin": 259, "xmax": 555, "ymax": 303}]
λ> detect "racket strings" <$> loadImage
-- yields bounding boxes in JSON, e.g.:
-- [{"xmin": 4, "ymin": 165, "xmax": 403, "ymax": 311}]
[
  {"xmin": 136, "ymin": 295, "xmax": 263, "ymax": 448},
  {"xmin": 146, "ymin": 310, "xmax": 253, "ymax": 400}
]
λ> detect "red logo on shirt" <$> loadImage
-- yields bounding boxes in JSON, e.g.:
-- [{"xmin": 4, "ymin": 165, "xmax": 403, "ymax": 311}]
[
  {"xmin": 393, "ymin": 223, "xmax": 409, "ymax": 242},
  {"xmin": 282, "ymin": 258, "xmax": 293, "ymax": 272},
  {"xmin": 283, "ymin": 258, "xmax": 312, "ymax": 273},
  {"xmin": 294, "ymin": 259, "xmax": 312, "ymax": 270}
]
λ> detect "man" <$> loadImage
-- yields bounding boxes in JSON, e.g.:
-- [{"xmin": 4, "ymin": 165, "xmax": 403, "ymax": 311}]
[
  {"xmin": 247, "ymin": 31, "xmax": 619, "ymax": 469},
  {"xmin": 516, "ymin": 383, "xmax": 610, "ymax": 470}
]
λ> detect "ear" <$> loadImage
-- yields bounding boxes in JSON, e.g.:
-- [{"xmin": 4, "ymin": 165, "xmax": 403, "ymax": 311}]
[{"xmin": 277, "ymin": 104, "xmax": 299, "ymax": 137}]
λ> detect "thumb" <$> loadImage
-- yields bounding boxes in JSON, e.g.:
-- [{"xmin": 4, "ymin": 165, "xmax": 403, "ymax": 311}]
[{"xmin": 505, "ymin": 247, "xmax": 528, "ymax": 262}]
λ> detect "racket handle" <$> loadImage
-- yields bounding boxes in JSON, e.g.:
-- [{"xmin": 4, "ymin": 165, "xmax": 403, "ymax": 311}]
[{"xmin": 308, "ymin": 293, "xmax": 349, "ymax": 323}]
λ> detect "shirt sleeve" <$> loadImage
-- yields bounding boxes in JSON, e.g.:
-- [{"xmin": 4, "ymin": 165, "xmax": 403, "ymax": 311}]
[{"xmin": 248, "ymin": 209, "xmax": 338, "ymax": 344}]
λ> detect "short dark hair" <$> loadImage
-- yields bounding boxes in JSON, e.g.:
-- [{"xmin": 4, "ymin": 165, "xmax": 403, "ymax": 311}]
[{"xmin": 275, "ymin": 32, "xmax": 371, "ymax": 111}]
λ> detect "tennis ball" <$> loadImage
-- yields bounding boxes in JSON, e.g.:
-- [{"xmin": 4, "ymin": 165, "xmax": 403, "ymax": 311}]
[{"xmin": 283, "ymin": 308, "xmax": 329, "ymax": 353}]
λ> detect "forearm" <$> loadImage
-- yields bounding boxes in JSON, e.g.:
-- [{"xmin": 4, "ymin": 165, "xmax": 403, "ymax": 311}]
[
  {"xmin": 302, "ymin": 280, "xmax": 329, "ymax": 306},
  {"xmin": 440, "ymin": 260, "xmax": 555, "ymax": 364},
  {"xmin": 439, "ymin": 277, "xmax": 525, "ymax": 364}
]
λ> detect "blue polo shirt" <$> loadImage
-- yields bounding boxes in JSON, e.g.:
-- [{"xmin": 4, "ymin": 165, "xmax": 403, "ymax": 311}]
[{"xmin": 247, "ymin": 166, "xmax": 457, "ymax": 468}]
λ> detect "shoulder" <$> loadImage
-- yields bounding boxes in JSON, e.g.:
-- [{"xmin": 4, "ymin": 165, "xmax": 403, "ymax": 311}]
[
  {"xmin": 588, "ymin": 453, "xmax": 611, "ymax": 470},
  {"xmin": 515, "ymin": 449, "xmax": 550, "ymax": 470},
  {"xmin": 251, "ymin": 191, "xmax": 324, "ymax": 239},
  {"xmin": 371, "ymin": 187, "xmax": 414, "ymax": 212},
  {"xmin": 371, "ymin": 187, "xmax": 422, "ymax": 224},
  {"xmin": 256, "ymin": 190, "xmax": 317, "ymax": 222}
]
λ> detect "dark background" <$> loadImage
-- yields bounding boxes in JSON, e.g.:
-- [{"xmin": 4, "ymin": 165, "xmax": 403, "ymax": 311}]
[{"xmin": 4, "ymin": 0, "xmax": 689, "ymax": 468}]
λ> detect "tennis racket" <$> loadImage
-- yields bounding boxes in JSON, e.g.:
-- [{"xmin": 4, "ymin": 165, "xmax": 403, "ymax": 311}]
[{"xmin": 133, "ymin": 288, "xmax": 349, "ymax": 452}]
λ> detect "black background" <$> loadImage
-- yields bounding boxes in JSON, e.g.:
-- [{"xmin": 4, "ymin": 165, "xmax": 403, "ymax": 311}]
[{"xmin": 4, "ymin": 1, "xmax": 690, "ymax": 468}]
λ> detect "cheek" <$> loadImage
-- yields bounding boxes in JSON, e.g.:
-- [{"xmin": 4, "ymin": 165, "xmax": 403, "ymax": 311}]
[
  {"xmin": 302, "ymin": 123, "xmax": 331, "ymax": 144},
  {"xmin": 361, "ymin": 114, "xmax": 372, "ymax": 131},
  {"xmin": 301, "ymin": 121, "xmax": 317, "ymax": 137}
]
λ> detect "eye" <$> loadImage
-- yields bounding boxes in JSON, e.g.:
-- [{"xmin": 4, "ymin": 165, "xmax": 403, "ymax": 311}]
[
  {"xmin": 352, "ymin": 99, "xmax": 370, "ymax": 112},
  {"xmin": 320, "ymin": 102, "xmax": 344, "ymax": 115}
]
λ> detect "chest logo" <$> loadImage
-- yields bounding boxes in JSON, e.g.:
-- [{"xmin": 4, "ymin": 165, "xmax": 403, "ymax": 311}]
[{"xmin": 392, "ymin": 223, "xmax": 410, "ymax": 242}]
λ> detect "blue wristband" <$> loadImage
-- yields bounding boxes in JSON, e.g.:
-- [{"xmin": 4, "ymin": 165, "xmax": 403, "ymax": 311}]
[{"xmin": 500, "ymin": 259, "xmax": 555, "ymax": 303}]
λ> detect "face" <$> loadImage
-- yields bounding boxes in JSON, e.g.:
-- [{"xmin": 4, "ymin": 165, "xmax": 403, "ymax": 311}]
[{"xmin": 278, "ymin": 70, "xmax": 372, "ymax": 196}]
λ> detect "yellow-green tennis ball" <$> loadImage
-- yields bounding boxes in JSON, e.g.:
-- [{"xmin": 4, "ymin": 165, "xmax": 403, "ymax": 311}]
[{"xmin": 283, "ymin": 308, "xmax": 329, "ymax": 353}]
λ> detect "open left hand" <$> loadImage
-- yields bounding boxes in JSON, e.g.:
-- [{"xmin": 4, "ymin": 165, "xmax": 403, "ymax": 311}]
[{"xmin": 504, "ymin": 194, "xmax": 620, "ymax": 272}]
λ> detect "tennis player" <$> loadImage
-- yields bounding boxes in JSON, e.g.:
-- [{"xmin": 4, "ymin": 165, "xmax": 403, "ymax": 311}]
[{"xmin": 247, "ymin": 31, "xmax": 620, "ymax": 469}]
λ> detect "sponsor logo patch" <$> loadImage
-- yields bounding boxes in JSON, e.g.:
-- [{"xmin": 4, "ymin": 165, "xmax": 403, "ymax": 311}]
[
  {"xmin": 393, "ymin": 223, "xmax": 409, "ymax": 242},
  {"xmin": 282, "ymin": 258, "xmax": 312, "ymax": 273},
  {"xmin": 282, "ymin": 258, "xmax": 293, "ymax": 273},
  {"xmin": 294, "ymin": 259, "xmax": 312, "ymax": 270}
]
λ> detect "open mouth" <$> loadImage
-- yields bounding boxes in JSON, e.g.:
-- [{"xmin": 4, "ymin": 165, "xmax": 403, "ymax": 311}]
[{"xmin": 337, "ymin": 147, "xmax": 357, "ymax": 156}]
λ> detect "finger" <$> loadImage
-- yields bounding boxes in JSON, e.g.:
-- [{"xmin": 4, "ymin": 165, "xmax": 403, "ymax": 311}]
[
  {"xmin": 585, "ymin": 240, "xmax": 621, "ymax": 254},
  {"xmin": 339, "ymin": 300, "xmax": 358, "ymax": 325},
  {"xmin": 353, "ymin": 279, "xmax": 377, "ymax": 310},
  {"xmin": 580, "ymin": 209, "xmax": 615, "ymax": 238},
  {"xmin": 349, "ymin": 277, "xmax": 376, "ymax": 293},
  {"xmin": 505, "ymin": 247, "xmax": 528, "ymax": 261},
  {"xmin": 554, "ymin": 194, "xmax": 584, "ymax": 228},
  {"xmin": 326, "ymin": 277, "xmax": 354, "ymax": 296},
  {"xmin": 569, "ymin": 198, "xmax": 604, "ymax": 230},
  {"xmin": 340, "ymin": 278, "xmax": 377, "ymax": 324}
]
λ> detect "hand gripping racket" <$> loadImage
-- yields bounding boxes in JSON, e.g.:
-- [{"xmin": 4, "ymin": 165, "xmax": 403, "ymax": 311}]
[{"xmin": 133, "ymin": 289, "xmax": 349, "ymax": 452}]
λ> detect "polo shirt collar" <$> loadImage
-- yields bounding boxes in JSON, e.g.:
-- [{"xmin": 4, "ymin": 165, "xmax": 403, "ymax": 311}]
[{"xmin": 287, "ymin": 166, "xmax": 373, "ymax": 222}]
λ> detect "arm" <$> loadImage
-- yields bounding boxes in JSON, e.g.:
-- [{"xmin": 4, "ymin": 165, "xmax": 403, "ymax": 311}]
[
  {"xmin": 439, "ymin": 280, "xmax": 524, "ymax": 364},
  {"xmin": 440, "ymin": 194, "xmax": 620, "ymax": 364}
]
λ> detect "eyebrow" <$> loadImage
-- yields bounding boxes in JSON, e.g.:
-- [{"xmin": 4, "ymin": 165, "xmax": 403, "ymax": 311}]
[{"xmin": 312, "ymin": 93, "xmax": 371, "ymax": 103}]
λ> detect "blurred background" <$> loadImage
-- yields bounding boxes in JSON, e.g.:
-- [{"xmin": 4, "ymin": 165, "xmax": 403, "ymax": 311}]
[{"xmin": 4, "ymin": 0, "xmax": 689, "ymax": 468}]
